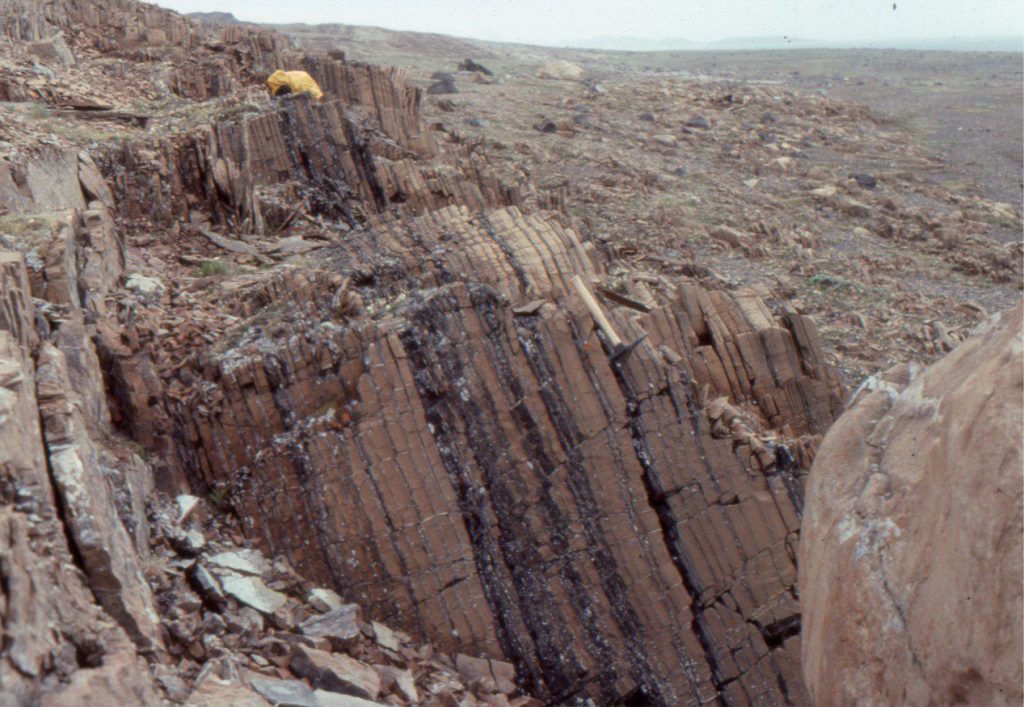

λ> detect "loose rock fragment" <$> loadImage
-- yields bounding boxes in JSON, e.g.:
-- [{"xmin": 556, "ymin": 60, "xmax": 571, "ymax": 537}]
[
  {"xmin": 219, "ymin": 574, "xmax": 288, "ymax": 615},
  {"xmin": 299, "ymin": 605, "xmax": 362, "ymax": 648},
  {"xmin": 307, "ymin": 588, "xmax": 344, "ymax": 613},
  {"xmin": 250, "ymin": 679, "xmax": 318, "ymax": 707},
  {"xmin": 290, "ymin": 646, "xmax": 382, "ymax": 700}
]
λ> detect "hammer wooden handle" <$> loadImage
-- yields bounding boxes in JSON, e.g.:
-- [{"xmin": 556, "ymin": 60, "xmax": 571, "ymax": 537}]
[{"xmin": 571, "ymin": 275, "xmax": 622, "ymax": 348}]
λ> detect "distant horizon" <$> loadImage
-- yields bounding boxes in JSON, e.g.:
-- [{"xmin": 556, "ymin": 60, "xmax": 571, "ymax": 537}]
[
  {"xmin": 566, "ymin": 34, "xmax": 1024, "ymax": 52},
  {"xmin": 186, "ymin": 10, "xmax": 1024, "ymax": 53},
  {"xmin": 157, "ymin": 0, "xmax": 1024, "ymax": 50}
]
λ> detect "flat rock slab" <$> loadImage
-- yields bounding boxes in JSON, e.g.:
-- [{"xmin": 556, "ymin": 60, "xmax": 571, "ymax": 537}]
[
  {"xmin": 266, "ymin": 237, "xmax": 325, "ymax": 255},
  {"xmin": 290, "ymin": 645, "xmax": 381, "ymax": 701},
  {"xmin": 299, "ymin": 604, "xmax": 361, "ymax": 647},
  {"xmin": 185, "ymin": 677, "xmax": 270, "ymax": 706},
  {"xmin": 374, "ymin": 666, "xmax": 417, "ymax": 703},
  {"xmin": 250, "ymin": 678, "xmax": 317, "ymax": 707},
  {"xmin": 313, "ymin": 691, "xmax": 384, "ymax": 707},
  {"xmin": 370, "ymin": 622, "xmax": 399, "ymax": 652},
  {"xmin": 307, "ymin": 588, "xmax": 344, "ymax": 613},
  {"xmin": 219, "ymin": 574, "xmax": 288, "ymax": 615},
  {"xmin": 207, "ymin": 549, "xmax": 269, "ymax": 576}
]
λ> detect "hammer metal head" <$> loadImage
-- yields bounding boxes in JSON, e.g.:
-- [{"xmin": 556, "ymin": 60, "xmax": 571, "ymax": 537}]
[{"xmin": 609, "ymin": 333, "xmax": 648, "ymax": 363}]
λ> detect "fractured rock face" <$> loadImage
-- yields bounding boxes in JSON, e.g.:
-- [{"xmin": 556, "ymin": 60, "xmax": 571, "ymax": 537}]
[
  {"xmin": 800, "ymin": 303, "xmax": 1023, "ymax": 706},
  {"xmin": 2, "ymin": 5, "xmax": 851, "ymax": 702},
  {"xmin": 0, "ymin": 252, "xmax": 158, "ymax": 704},
  {"xmin": 146, "ymin": 198, "xmax": 843, "ymax": 704},
  {"xmin": 36, "ymin": 343, "xmax": 161, "ymax": 651},
  {"xmin": 26, "ymin": 32, "xmax": 75, "ymax": 67},
  {"xmin": 103, "ymin": 65, "xmax": 518, "ymax": 233}
]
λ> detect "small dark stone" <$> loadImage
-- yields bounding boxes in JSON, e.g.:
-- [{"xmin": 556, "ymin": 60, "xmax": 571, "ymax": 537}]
[
  {"xmin": 849, "ymin": 173, "xmax": 878, "ymax": 189},
  {"xmin": 427, "ymin": 78, "xmax": 458, "ymax": 95},
  {"xmin": 458, "ymin": 58, "xmax": 493, "ymax": 76},
  {"xmin": 685, "ymin": 115, "xmax": 711, "ymax": 129},
  {"xmin": 188, "ymin": 563, "xmax": 226, "ymax": 610}
]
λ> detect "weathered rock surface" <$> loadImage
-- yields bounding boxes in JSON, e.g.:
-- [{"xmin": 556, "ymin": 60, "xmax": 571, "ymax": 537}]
[
  {"xmin": 0, "ymin": 244, "xmax": 158, "ymax": 705},
  {"xmin": 36, "ymin": 342, "xmax": 161, "ymax": 651},
  {"xmin": 0, "ymin": 1, "xmax": 860, "ymax": 704},
  {"xmin": 65, "ymin": 6, "xmax": 843, "ymax": 700},
  {"xmin": 140, "ymin": 203, "xmax": 841, "ymax": 704},
  {"xmin": 102, "ymin": 62, "xmax": 520, "ymax": 233},
  {"xmin": 800, "ymin": 303, "xmax": 1023, "ymax": 706}
]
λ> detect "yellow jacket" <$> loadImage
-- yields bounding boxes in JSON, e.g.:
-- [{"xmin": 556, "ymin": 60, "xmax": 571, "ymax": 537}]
[{"xmin": 266, "ymin": 70, "xmax": 323, "ymax": 100}]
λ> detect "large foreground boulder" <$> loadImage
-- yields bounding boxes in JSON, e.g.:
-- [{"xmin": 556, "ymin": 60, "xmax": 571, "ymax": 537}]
[{"xmin": 800, "ymin": 303, "xmax": 1023, "ymax": 705}]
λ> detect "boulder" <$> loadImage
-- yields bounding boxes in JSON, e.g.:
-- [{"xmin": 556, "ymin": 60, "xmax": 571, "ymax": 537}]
[
  {"xmin": 848, "ymin": 172, "xmax": 878, "ymax": 189},
  {"xmin": 26, "ymin": 31, "xmax": 75, "ymax": 66},
  {"xmin": 710, "ymin": 225, "xmax": 748, "ymax": 249},
  {"xmin": 800, "ymin": 303, "xmax": 1023, "ymax": 706},
  {"xmin": 125, "ymin": 273, "xmax": 165, "ymax": 300},
  {"xmin": 536, "ymin": 60, "xmax": 583, "ymax": 80},
  {"xmin": 371, "ymin": 622, "xmax": 399, "ymax": 651},
  {"xmin": 427, "ymin": 78, "xmax": 457, "ymax": 95},
  {"xmin": 458, "ymin": 58, "xmax": 493, "ymax": 76}
]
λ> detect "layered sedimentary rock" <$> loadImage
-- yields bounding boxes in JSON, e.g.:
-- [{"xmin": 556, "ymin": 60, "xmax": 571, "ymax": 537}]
[
  {"xmin": 101, "ymin": 194, "xmax": 843, "ymax": 703},
  {"xmin": 102, "ymin": 65, "xmax": 521, "ymax": 231},
  {"xmin": 800, "ymin": 304, "xmax": 1023, "ymax": 706},
  {"xmin": 0, "ymin": 0, "xmax": 194, "ymax": 45},
  {"xmin": 1, "ymin": 2, "xmax": 854, "ymax": 703},
  {"xmin": 0, "ymin": 252, "xmax": 160, "ymax": 705},
  {"xmin": 0, "ymin": 0, "xmax": 290, "ymax": 103},
  {"xmin": 80, "ymin": 23, "xmax": 847, "ymax": 702},
  {"xmin": 0, "ymin": 99, "xmax": 168, "ymax": 697}
]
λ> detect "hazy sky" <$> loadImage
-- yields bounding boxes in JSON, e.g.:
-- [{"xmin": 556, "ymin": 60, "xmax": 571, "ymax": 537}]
[{"xmin": 151, "ymin": 0, "xmax": 1024, "ymax": 46}]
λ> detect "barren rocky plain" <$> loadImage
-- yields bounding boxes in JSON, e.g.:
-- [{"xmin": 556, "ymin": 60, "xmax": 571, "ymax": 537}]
[
  {"xmin": 0, "ymin": 3, "xmax": 1020, "ymax": 706},
  {"xmin": 276, "ymin": 22, "xmax": 1024, "ymax": 384}
]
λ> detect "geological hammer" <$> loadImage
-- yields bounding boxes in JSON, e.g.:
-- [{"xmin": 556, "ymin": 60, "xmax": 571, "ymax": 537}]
[{"xmin": 571, "ymin": 274, "xmax": 648, "ymax": 363}]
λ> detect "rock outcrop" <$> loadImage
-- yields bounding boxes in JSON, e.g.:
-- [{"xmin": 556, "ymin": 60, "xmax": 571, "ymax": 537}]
[
  {"xmin": 800, "ymin": 303, "xmax": 1023, "ymax": 706},
  {"xmin": 137, "ymin": 203, "xmax": 842, "ymax": 704},
  {"xmin": 0, "ymin": 0, "xmax": 859, "ymax": 703},
  {"xmin": 0, "ymin": 250, "xmax": 159, "ymax": 706}
]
